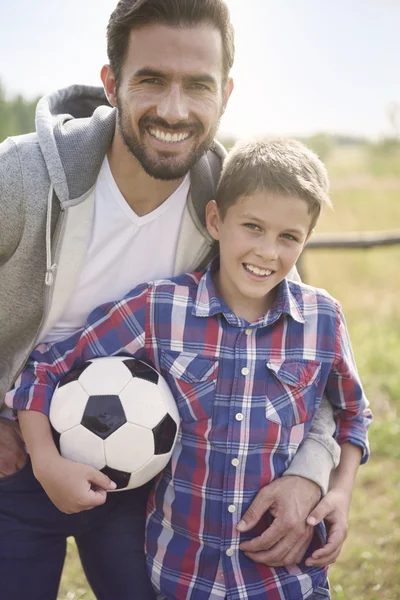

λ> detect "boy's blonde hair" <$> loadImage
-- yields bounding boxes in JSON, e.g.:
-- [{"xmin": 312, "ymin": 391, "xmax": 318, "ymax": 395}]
[{"xmin": 216, "ymin": 139, "xmax": 332, "ymax": 231}]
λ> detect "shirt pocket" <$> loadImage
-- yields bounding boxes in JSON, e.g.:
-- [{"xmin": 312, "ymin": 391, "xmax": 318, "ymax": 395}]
[
  {"xmin": 160, "ymin": 350, "xmax": 219, "ymax": 423},
  {"xmin": 265, "ymin": 358, "xmax": 322, "ymax": 428}
]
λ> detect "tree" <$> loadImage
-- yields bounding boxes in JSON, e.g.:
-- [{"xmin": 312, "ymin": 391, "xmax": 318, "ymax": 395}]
[{"xmin": 0, "ymin": 81, "xmax": 38, "ymax": 142}]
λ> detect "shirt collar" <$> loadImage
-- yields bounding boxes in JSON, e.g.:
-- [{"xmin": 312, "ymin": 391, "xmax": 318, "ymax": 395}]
[{"xmin": 193, "ymin": 257, "xmax": 306, "ymax": 327}]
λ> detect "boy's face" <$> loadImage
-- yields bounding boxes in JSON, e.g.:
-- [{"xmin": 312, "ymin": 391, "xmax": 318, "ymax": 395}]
[{"xmin": 206, "ymin": 191, "xmax": 312, "ymax": 322}]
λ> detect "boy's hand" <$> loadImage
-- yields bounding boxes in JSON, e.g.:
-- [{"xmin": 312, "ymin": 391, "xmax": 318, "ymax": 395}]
[
  {"xmin": 305, "ymin": 488, "xmax": 351, "ymax": 567},
  {"xmin": 0, "ymin": 418, "xmax": 27, "ymax": 477},
  {"xmin": 237, "ymin": 475, "xmax": 321, "ymax": 566},
  {"xmin": 33, "ymin": 454, "xmax": 117, "ymax": 514}
]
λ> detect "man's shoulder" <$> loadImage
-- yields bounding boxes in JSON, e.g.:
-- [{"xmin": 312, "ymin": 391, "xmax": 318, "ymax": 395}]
[
  {"xmin": 188, "ymin": 140, "xmax": 227, "ymax": 229},
  {"xmin": 0, "ymin": 132, "xmax": 41, "ymax": 166}
]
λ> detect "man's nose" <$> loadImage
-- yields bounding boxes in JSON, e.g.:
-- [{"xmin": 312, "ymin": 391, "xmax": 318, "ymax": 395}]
[{"xmin": 156, "ymin": 84, "xmax": 190, "ymax": 124}]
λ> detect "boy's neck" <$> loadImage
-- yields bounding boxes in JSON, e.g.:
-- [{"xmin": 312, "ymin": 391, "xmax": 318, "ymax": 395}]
[{"xmin": 212, "ymin": 270, "xmax": 278, "ymax": 323}]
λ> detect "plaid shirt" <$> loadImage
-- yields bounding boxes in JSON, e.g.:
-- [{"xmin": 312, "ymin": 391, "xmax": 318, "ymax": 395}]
[{"xmin": 8, "ymin": 260, "xmax": 371, "ymax": 600}]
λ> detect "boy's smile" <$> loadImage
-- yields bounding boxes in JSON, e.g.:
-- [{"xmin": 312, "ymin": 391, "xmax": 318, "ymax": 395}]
[{"xmin": 206, "ymin": 191, "xmax": 313, "ymax": 322}]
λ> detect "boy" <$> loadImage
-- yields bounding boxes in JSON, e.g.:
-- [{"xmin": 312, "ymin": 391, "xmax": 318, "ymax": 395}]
[{"xmin": 7, "ymin": 139, "xmax": 371, "ymax": 599}]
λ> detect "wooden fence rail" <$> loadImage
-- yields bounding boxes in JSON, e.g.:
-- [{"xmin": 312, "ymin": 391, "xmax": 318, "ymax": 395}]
[{"xmin": 305, "ymin": 229, "xmax": 400, "ymax": 250}]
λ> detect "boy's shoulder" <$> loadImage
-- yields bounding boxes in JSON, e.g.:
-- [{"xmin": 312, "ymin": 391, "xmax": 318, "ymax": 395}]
[
  {"xmin": 286, "ymin": 279, "xmax": 342, "ymax": 315},
  {"xmin": 147, "ymin": 270, "xmax": 204, "ymax": 296}
]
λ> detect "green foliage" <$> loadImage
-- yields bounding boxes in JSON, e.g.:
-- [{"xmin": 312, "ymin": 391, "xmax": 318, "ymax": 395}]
[
  {"xmin": 366, "ymin": 138, "xmax": 400, "ymax": 177},
  {"xmin": 304, "ymin": 132, "xmax": 335, "ymax": 161},
  {"xmin": 0, "ymin": 81, "xmax": 38, "ymax": 142}
]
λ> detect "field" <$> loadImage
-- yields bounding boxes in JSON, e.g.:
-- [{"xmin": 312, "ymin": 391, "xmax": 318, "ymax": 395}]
[{"xmin": 58, "ymin": 144, "xmax": 400, "ymax": 599}]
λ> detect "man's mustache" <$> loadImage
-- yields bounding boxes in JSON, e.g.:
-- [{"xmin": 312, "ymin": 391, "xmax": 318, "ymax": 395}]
[{"xmin": 140, "ymin": 117, "xmax": 203, "ymax": 134}]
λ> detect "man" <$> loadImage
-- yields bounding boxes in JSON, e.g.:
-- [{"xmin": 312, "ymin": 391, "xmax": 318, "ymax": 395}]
[{"xmin": 0, "ymin": 1, "xmax": 342, "ymax": 598}]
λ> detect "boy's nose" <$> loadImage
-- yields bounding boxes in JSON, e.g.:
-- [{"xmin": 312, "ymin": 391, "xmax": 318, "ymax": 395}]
[
  {"xmin": 156, "ymin": 84, "xmax": 190, "ymax": 124},
  {"xmin": 255, "ymin": 239, "xmax": 279, "ymax": 261}
]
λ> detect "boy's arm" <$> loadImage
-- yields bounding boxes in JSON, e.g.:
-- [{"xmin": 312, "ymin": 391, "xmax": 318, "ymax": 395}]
[
  {"xmin": 5, "ymin": 283, "xmax": 150, "ymax": 417},
  {"xmin": 238, "ymin": 304, "xmax": 371, "ymax": 567},
  {"xmin": 303, "ymin": 307, "xmax": 371, "ymax": 566},
  {"xmin": 18, "ymin": 410, "xmax": 116, "ymax": 513},
  {"xmin": 325, "ymin": 307, "xmax": 372, "ymax": 458},
  {"xmin": 6, "ymin": 284, "xmax": 149, "ymax": 513},
  {"xmin": 305, "ymin": 441, "xmax": 362, "ymax": 566}
]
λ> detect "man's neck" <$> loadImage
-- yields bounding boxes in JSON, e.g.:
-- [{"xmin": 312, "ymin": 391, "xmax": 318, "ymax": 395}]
[{"xmin": 107, "ymin": 132, "xmax": 185, "ymax": 217}]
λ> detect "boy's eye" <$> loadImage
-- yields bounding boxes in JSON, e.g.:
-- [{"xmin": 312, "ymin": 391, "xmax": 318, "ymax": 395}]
[
  {"xmin": 281, "ymin": 233, "xmax": 299, "ymax": 242},
  {"xmin": 243, "ymin": 223, "xmax": 261, "ymax": 231}
]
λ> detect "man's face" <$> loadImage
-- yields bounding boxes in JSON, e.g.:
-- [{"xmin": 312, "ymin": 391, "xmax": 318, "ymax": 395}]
[
  {"xmin": 206, "ymin": 192, "xmax": 312, "ymax": 322},
  {"xmin": 113, "ymin": 24, "xmax": 232, "ymax": 180}
]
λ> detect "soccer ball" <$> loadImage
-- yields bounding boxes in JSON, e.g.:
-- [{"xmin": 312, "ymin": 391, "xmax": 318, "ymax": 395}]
[{"xmin": 49, "ymin": 356, "xmax": 179, "ymax": 491}]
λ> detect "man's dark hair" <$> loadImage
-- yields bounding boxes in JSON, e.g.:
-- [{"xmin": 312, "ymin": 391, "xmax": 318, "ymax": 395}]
[{"xmin": 107, "ymin": 0, "xmax": 235, "ymax": 86}]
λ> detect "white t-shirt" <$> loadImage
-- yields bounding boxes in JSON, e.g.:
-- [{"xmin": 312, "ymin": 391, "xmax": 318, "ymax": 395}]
[{"xmin": 43, "ymin": 157, "xmax": 190, "ymax": 343}]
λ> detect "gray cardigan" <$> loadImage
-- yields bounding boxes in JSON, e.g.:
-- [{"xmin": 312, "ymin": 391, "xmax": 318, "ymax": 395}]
[{"xmin": 0, "ymin": 85, "xmax": 339, "ymax": 493}]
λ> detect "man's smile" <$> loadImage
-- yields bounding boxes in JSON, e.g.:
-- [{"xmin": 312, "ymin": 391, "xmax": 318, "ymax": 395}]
[{"xmin": 148, "ymin": 127, "xmax": 191, "ymax": 144}]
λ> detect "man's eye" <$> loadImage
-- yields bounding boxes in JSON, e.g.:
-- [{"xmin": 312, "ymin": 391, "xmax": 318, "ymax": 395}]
[
  {"xmin": 142, "ymin": 78, "xmax": 162, "ymax": 85},
  {"xmin": 189, "ymin": 83, "xmax": 209, "ymax": 91}
]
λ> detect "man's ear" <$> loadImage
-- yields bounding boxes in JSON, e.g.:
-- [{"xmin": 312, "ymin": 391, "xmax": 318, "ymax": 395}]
[
  {"xmin": 205, "ymin": 200, "xmax": 221, "ymax": 241},
  {"xmin": 221, "ymin": 77, "xmax": 234, "ymax": 115},
  {"xmin": 101, "ymin": 64, "xmax": 117, "ymax": 107}
]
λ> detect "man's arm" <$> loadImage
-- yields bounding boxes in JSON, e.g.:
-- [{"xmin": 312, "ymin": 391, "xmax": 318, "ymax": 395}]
[
  {"xmin": 0, "ymin": 138, "xmax": 24, "ymax": 266},
  {"xmin": 283, "ymin": 396, "xmax": 340, "ymax": 495},
  {"xmin": 0, "ymin": 138, "xmax": 29, "ymax": 474},
  {"xmin": 0, "ymin": 419, "xmax": 27, "ymax": 477}
]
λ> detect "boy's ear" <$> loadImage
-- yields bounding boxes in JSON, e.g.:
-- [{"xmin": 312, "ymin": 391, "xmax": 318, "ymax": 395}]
[
  {"xmin": 205, "ymin": 200, "xmax": 221, "ymax": 241},
  {"xmin": 303, "ymin": 229, "xmax": 314, "ymax": 247}
]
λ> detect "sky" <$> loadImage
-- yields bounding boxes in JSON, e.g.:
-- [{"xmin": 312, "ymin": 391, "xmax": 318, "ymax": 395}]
[{"xmin": 0, "ymin": 0, "xmax": 399, "ymax": 139}]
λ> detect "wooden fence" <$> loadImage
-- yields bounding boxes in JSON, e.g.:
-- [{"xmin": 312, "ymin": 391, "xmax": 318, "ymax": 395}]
[
  {"xmin": 306, "ymin": 229, "xmax": 400, "ymax": 250},
  {"xmin": 298, "ymin": 228, "xmax": 400, "ymax": 280}
]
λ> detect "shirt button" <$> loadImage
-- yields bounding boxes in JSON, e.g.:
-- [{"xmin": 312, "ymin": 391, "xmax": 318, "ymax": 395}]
[
  {"xmin": 226, "ymin": 548, "xmax": 234, "ymax": 557},
  {"xmin": 228, "ymin": 504, "xmax": 236, "ymax": 513},
  {"xmin": 241, "ymin": 367, "xmax": 249, "ymax": 376},
  {"xmin": 235, "ymin": 413, "xmax": 244, "ymax": 421},
  {"xmin": 231, "ymin": 458, "xmax": 240, "ymax": 467},
  {"xmin": 245, "ymin": 329, "xmax": 252, "ymax": 336}
]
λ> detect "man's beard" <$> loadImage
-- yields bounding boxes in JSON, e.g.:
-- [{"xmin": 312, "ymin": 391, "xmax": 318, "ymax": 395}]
[{"xmin": 117, "ymin": 101, "xmax": 221, "ymax": 181}]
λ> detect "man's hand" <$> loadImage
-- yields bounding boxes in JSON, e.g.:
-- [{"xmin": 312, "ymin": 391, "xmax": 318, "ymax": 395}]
[
  {"xmin": 305, "ymin": 488, "xmax": 350, "ymax": 567},
  {"xmin": 0, "ymin": 418, "xmax": 27, "ymax": 477},
  {"xmin": 34, "ymin": 454, "xmax": 117, "ymax": 514},
  {"xmin": 237, "ymin": 476, "xmax": 321, "ymax": 566}
]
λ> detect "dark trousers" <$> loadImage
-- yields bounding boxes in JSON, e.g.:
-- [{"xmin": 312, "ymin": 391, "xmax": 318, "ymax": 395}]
[{"xmin": 0, "ymin": 458, "xmax": 156, "ymax": 600}]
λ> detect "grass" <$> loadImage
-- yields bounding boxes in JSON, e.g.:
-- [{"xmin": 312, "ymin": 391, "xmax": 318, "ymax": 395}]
[{"xmin": 59, "ymin": 144, "xmax": 400, "ymax": 599}]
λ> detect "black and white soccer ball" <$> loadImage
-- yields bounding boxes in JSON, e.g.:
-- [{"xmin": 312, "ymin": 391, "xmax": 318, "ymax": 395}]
[{"xmin": 49, "ymin": 356, "xmax": 179, "ymax": 491}]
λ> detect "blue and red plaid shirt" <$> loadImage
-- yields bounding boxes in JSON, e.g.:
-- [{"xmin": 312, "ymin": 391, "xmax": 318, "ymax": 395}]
[{"xmin": 7, "ymin": 260, "xmax": 371, "ymax": 600}]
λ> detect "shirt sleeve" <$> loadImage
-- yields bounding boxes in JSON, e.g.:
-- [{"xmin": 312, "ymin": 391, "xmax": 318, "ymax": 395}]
[
  {"xmin": 5, "ymin": 283, "xmax": 150, "ymax": 416},
  {"xmin": 282, "ymin": 396, "xmax": 340, "ymax": 495},
  {"xmin": 325, "ymin": 307, "xmax": 372, "ymax": 463}
]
